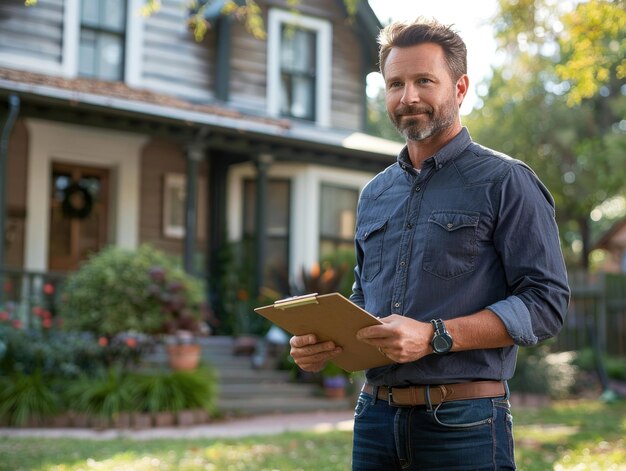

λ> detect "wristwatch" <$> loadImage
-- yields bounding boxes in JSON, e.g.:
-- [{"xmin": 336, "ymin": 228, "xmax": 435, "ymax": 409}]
[{"xmin": 430, "ymin": 318, "xmax": 453, "ymax": 355}]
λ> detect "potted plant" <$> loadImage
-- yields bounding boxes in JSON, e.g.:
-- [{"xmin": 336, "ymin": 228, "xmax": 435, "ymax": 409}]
[{"xmin": 321, "ymin": 363, "xmax": 350, "ymax": 399}]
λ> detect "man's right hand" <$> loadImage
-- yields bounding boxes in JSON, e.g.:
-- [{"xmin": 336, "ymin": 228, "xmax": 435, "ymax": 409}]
[{"xmin": 289, "ymin": 334, "xmax": 343, "ymax": 372}]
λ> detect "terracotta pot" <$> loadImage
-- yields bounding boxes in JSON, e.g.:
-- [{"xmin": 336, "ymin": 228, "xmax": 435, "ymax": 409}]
[{"xmin": 167, "ymin": 343, "xmax": 201, "ymax": 371}]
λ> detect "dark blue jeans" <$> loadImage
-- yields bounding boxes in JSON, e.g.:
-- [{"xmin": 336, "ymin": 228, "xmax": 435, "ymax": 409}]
[{"xmin": 352, "ymin": 388, "xmax": 516, "ymax": 470}]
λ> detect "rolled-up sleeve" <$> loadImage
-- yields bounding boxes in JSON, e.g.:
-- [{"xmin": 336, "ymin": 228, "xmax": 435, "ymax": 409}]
[{"xmin": 487, "ymin": 164, "xmax": 570, "ymax": 346}]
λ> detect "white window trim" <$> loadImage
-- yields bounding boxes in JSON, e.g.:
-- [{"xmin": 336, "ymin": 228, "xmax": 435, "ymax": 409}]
[
  {"xmin": 62, "ymin": 0, "xmax": 143, "ymax": 82},
  {"xmin": 227, "ymin": 162, "xmax": 372, "ymax": 281},
  {"xmin": 162, "ymin": 173, "xmax": 208, "ymax": 240},
  {"xmin": 267, "ymin": 9, "xmax": 332, "ymax": 127}
]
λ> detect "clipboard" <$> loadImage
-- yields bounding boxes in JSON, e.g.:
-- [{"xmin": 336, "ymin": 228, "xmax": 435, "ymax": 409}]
[{"xmin": 254, "ymin": 292, "xmax": 395, "ymax": 372}]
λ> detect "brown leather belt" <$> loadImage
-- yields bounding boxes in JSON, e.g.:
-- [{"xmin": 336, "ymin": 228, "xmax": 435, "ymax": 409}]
[{"xmin": 362, "ymin": 380, "xmax": 506, "ymax": 407}]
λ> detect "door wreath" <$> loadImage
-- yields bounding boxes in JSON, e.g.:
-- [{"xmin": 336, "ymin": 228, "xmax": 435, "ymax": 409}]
[{"xmin": 62, "ymin": 182, "xmax": 93, "ymax": 219}]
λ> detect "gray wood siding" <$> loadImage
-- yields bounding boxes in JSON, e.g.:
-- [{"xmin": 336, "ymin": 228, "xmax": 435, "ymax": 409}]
[
  {"xmin": 0, "ymin": 0, "xmax": 64, "ymax": 70},
  {"xmin": 5, "ymin": 120, "xmax": 29, "ymax": 268},
  {"xmin": 141, "ymin": 0, "xmax": 215, "ymax": 100},
  {"xmin": 139, "ymin": 138, "xmax": 208, "ymax": 257},
  {"xmin": 228, "ymin": 0, "xmax": 366, "ymax": 130}
]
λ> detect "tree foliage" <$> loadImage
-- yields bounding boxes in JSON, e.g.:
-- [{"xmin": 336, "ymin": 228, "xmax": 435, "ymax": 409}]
[{"xmin": 466, "ymin": 0, "xmax": 626, "ymax": 270}]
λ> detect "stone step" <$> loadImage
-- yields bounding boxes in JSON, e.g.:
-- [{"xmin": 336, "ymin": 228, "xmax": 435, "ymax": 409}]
[
  {"xmin": 218, "ymin": 381, "xmax": 318, "ymax": 398},
  {"xmin": 146, "ymin": 336, "xmax": 356, "ymax": 416},
  {"xmin": 217, "ymin": 395, "xmax": 355, "ymax": 416}
]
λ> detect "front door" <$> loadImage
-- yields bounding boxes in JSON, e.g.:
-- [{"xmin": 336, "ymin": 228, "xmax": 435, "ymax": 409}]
[{"xmin": 48, "ymin": 163, "xmax": 109, "ymax": 271}]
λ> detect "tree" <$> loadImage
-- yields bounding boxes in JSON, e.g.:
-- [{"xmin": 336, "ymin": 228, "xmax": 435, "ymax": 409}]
[{"xmin": 466, "ymin": 0, "xmax": 626, "ymax": 271}]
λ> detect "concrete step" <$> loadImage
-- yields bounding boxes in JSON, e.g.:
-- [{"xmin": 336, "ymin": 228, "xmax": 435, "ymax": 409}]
[
  {"xmin": 146, "ymin": 336, "xmax": 356, "ymax": 416},
  {"xmin": 217, "ymin": 395, "xmax": 355, "ymax": 416}
]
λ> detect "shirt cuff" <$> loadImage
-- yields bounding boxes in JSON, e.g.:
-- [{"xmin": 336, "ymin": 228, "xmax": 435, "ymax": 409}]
[{"xmin": 486, "ymin": 295, "xmax": 538, "ymax": 346}]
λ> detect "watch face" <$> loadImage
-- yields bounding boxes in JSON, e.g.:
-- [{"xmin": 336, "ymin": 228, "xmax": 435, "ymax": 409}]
[{"xmin": 433, "ymin": 334, "xmax": 452, "ymax": 353}]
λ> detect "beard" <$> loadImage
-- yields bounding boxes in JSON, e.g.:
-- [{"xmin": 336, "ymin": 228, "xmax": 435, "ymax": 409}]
[{"xmin": 389, "ymin": 94, "xmax": 458, "ymax": 141}]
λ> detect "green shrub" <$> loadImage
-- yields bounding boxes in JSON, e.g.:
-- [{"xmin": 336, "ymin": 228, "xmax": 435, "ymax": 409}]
[
  {"xmin": 573, "ymin": 348, "xmax": 626, "ymax": 381},
  {"xmin": 59, "ymin": 244, "xmax": 206, "ymax": 336},
  {"xmin": 0, "ymin": 324, "xmax": 106, "ymax": 378},
  {"xmin": 509, "ymin": 343, "xmax": 578, "ymax": 398},
  {"xmin": 129, "ymin": 368, "xmax": 217, "ymax": 414},
  {"xmin": 66, "ymin": 367, "xmax": 135, "ymax": 419},
  {"xmin": 0, "ymin": 371, "xmax": 61, "ymax": 425}
]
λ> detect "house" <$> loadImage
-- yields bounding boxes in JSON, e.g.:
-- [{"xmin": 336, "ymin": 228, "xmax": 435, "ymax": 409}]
[
  {"xmin": 0, "ymin": 0, "xmax": 402, "ymax": 327},
  {"xmin": 593, "ymin": 217, "xmax": 626, "ymax": 273}
]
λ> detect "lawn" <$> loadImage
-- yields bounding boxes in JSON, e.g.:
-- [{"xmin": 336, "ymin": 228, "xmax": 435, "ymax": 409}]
[{"xmin": 0, "ymin": 400, "xmax": 624, "ymax": 471}]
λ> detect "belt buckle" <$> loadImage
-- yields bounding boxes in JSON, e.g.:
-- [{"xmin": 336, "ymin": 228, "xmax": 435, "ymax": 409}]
[
  {"xmin": 386, "ymin": 388, "xmax": 396, "ymax": 406},
  {"xmin": 387, "ymin": 388, "xmax": 405, "ymax": 407}
]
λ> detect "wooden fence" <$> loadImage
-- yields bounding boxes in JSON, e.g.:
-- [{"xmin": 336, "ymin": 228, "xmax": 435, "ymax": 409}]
[{"xmin": 553, "ymin": 272, "xmax": 626, "ymax": 357}]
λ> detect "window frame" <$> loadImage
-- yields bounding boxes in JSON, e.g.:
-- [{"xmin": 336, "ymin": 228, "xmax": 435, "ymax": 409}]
[{"xmin": 267, "ymin": 9, "xmax": 332, "ymax": 127}]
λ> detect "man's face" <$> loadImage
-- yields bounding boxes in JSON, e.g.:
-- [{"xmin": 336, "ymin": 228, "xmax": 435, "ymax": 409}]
[{"xmin": 383, "ymin": 43, "xmax": 463, "ymax": 142}]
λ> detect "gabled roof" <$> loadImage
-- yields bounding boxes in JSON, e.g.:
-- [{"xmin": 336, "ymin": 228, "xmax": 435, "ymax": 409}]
[{"xmin": 594, "ymin": 217, "xmax": 626, "ymax": 250}]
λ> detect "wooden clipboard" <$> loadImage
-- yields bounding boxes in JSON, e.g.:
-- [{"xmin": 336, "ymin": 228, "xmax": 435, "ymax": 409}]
[{"xmin": 254, "ymin": 292, "xmax": 394, "ymax": 372}]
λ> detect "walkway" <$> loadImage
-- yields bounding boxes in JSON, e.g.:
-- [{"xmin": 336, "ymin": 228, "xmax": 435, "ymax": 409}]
[{"xmin": 0, "ymin": 410, "xmax": 355, "ymax": 441}]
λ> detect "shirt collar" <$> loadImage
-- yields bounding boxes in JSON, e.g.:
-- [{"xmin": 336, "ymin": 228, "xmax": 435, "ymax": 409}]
[{"xmin": 397, "ymin": 127, "xmax": 472, "ymax": 173}]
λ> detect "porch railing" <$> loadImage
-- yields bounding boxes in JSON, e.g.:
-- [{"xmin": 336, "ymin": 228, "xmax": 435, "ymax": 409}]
[{"xmin": 0, "ymin": 267, "xmax": 66, "ymax": 328}]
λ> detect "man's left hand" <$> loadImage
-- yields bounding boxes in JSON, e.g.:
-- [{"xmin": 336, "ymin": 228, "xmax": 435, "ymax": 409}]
[{"xmin": 356, "ymin": 314, "xmax": 432, "ymax": 363}]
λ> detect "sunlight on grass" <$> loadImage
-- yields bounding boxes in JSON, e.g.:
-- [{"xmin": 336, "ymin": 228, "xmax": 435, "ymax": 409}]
[{"xmin": 1, "ymin": 400, "xmax": 624, "ymax": 471}]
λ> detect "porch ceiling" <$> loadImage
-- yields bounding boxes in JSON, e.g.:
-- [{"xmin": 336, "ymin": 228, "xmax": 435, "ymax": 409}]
[{"xmin": 0, "ymin": 68, "xmax": 400, "ymax": 173}]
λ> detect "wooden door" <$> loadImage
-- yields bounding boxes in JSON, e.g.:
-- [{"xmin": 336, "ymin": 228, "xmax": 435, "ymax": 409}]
[{"xmin": 48, "ymin": 163, "xmax": 109, "ymax": 272}]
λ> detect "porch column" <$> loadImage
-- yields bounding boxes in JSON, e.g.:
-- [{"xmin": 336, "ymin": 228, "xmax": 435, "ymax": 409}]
[
  {"xmin": 184, "ymin": 145, "xmax": 204, "ymax": 275},
  {"xmin": 0, "ymin": 94, "xmax": 20, "ymax": 304},
  {"xmin": 254, "ymin": 154, "xmax": 273, "ymax": 297}
]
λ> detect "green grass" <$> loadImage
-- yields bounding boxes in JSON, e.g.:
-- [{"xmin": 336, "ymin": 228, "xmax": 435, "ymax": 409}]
[{"xmin": 0, "ymin": 400, "xmax": 624, "ymax": 471}]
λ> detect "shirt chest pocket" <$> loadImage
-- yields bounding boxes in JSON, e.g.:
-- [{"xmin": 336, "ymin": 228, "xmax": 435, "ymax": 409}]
[
  {"xmin": 356, "ymin": 219, "xmax": 388, "ymax": 282},
  {"xmin": 423, "ymin": 211, "xmax": 480, "ymax": 279}
]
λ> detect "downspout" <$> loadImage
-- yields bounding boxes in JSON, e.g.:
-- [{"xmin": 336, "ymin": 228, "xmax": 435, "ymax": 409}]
[{"xmin": 0, "ymin": 93, "xmax": 20, "ymax": 305}]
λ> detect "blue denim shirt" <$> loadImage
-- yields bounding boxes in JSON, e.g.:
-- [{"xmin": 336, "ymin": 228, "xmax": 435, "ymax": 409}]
[{"xmin": 350, "ymin": 128, "xmax": 570, "ymax": 386}]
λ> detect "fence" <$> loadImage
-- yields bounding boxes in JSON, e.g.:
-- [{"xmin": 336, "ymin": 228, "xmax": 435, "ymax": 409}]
[{"xmin": 554, "ymin": 272, "xmax": 626, "ymax": 357}]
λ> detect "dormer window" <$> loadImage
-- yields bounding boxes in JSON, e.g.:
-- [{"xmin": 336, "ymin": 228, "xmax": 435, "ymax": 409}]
[
  {"xmin": 78, "ymin": 0, "xmax": 127, "ymax": 80},
  {"xmin": 267, "ymin": 9, "xmax": 332, "ymax": 126}
]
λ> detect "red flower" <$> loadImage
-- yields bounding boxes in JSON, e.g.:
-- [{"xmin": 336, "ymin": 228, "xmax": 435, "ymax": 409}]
[
  {"xmin": 125, "ymin": 338, "xmax": 138, "ymax": 348},
  {"xmin": 43, "ymin": 283, "xmax": 55, "ymax": 295},
  {"xmin": 0, "ymin": 311, "xmax": 9, "ymax": 322},
  {"xmin": 12, "ymin": 319, "xmax": 22, "ymax": 329},
  {"xmin": 42, "ymin": 318, "xmax": 53, "ymax": 329},
  {"xmin": 42, "ymin": 310, "xmax": 52, "ymax": 320},
  {"xmin": 98, "ymin": 337, "xmax": 108, "ymax": 347},
  {"xmin": 32, "ymin": 306, "xmax": 44, "ymax": 317}
]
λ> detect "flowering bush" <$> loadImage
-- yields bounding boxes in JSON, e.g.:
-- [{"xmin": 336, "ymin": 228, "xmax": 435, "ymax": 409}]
[{"xmin": 59, "ymin": 244, "xmax": 208, "ymax": 337}]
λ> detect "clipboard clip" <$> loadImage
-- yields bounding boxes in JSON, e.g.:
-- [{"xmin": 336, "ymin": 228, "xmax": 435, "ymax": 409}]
[{"xmin": 274, "ymin": 293, "xmax": 319, "ymax": 310}]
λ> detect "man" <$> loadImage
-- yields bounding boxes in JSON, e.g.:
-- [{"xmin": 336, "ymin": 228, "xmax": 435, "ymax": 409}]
[{"xmin": 290, "ymin": 18, "xmax": 570, "ymax": 470}]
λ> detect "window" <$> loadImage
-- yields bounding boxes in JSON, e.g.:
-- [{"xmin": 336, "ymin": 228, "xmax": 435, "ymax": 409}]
[
  {"xmin": 268, "ymin": 9, "xmax": 331, "ymax": 126},
  {"xmin": 319, "ymin": 184, "xmax": 358, "ymax": 258},
  {"xmin": 162, "ymin": 173, "xmax": 207, "ymax": 240},
  {"xmin": 78, "ymin": 0, "xmax": 126, "ymax": 80},
  {"xmin": 279, "ymin": 26, "xmax": 317, "ymax": 121},
  {"xmin": 243, "ymin": 179, "xmax": 291, "ymax": 290}
]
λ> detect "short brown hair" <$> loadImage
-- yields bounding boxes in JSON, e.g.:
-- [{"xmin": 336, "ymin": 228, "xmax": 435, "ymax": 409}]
[{"xmin": 378, "ymin": 18, "xmax": 467, "ymax": 81}]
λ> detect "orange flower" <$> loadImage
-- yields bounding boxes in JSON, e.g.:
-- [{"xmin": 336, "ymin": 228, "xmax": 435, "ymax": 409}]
[
  {"xmin": 237, "ymin": 289, "xmax": 249, "ymax": 301},
  {"xmin": 42, "ymin": 318, "xmax": 53, "ymax": 329},
  {"xmin": 12, "ymin": 319, "xmax": 22, "ymax": 329},
  {"xmin": 125, "ymin": 338, "xmax": 138, "ymax": 348},
  {"xmin": 98, "ymin": 337, "xmax": 108, "ymax": 347},
  {"xmin": 43, "ymin": 283, "xmax": 55, "ymax": 295}
]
